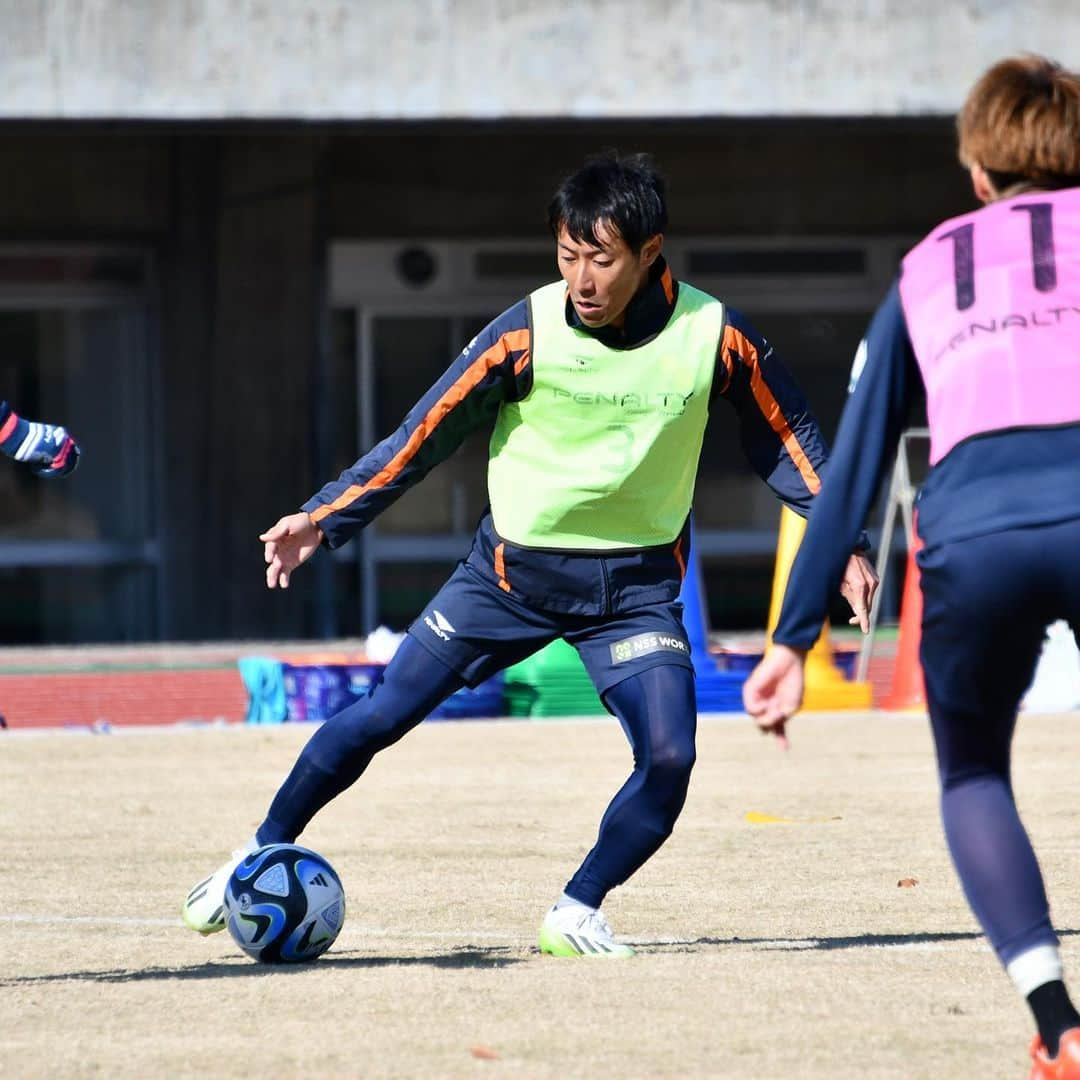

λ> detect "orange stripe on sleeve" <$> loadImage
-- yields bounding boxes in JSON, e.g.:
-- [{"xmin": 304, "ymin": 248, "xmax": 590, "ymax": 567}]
[
  {"xmin": 722, "ymin": 324, "xmax": 821, "ymax": 496},
  {"xmin": 310, "ymin": 329, "xmax": 530, "ymax": 524},
  {"xmin": 513, "ymin": 348, "xmax": 531, "ymax": 376},
  {"xmin": 673, "ymin": 536, "xmax": 686, "ymax": 580},
  {"xmin": 715, "ymin": 341, "xmax": 735, "ymax": 395},
  {"xmin": 493, "ymin": 542, "xmax": 511, "ymax": 592}
]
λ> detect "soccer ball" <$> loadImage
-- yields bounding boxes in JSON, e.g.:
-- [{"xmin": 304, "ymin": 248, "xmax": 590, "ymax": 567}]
[{"xmin": 224, "ymin": 844, "xmax": 346, "ymax": 964}]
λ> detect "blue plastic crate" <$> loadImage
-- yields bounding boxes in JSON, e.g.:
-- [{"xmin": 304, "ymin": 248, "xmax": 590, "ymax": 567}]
[
  {"xmin": 428, "ymin": 674, "xmax": 506, "ymax": 721},
  {"xmin": 282, "ymin": 662, "xmax": 385, "ymax": 723}
]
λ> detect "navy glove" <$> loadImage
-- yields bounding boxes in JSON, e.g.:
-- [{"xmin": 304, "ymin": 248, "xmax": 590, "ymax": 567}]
[{"xmin": 0, "ymin": 401, "xmax": 81, "ymax": 477}]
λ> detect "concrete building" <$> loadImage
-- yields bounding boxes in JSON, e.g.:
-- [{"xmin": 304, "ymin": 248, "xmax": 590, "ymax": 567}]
[{"xmin": 0, "ymin": 1, "xmax": 1073, "ymax": 643}]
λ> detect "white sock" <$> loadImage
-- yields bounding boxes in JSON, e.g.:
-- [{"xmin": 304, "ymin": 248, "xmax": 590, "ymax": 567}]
[
  {"xmin": 554, "ymin": 892, "xmax": 595, "ymax": 913},
  {"xmin": 1007, "ymin": 944, "xmax": 1063, "ymax": 997}
]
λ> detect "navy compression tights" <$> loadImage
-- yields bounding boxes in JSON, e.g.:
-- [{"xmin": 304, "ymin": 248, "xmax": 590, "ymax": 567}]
[
  {"xmin": 564, "ymin": 664, "xmax": 697, "ymax": 908},
  {"xmin": 257, "ymin": 635, "xmax": 697, "ymax": 909},
  {"xmin": 919, "ymin": 519, "xmax": 1080, "ymax": 966}
]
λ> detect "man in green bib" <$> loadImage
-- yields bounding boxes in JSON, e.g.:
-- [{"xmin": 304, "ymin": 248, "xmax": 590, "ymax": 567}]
[{"xmin": 183, "ymin": 153, "xmax": 876, "ymax": 956}]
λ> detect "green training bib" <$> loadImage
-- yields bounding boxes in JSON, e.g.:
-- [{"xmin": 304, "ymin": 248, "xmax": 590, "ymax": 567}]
[{"xmin": 487, "ymin": 280, "xmax": 722, "ymax": 549}]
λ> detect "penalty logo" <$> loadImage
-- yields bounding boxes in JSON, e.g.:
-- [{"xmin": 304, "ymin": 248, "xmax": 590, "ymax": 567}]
[{"xmin": 424, "ymin": 609, "xmax": 456, "ymax": 642}]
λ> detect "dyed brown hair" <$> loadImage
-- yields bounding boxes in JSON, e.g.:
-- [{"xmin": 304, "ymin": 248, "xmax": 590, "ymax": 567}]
[{"xmin": 957, "ymin": 55, "xmax": 1080, "ymax": 190}]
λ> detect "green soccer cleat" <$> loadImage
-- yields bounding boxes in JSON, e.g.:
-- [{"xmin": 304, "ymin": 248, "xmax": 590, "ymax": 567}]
[
  {"xmin": 538, "ymin": 902, "xmax": 635, "ymax": 958},
  {"xmin": 181, "ymin": 846, "xmax": 251, "ymax": 935}
]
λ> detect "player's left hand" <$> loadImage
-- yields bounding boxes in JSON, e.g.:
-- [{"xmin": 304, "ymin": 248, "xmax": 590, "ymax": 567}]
[
  {"xmin": 840, "ymin": 551, "xmax": 878, "ymax": 633},
  {"xmin": 742, "ymin": 644, "xmax": 807, "ymax": 743},
  {"xmin": 25, "ymin": 424, "xmax": 80, "ymax": 478}
]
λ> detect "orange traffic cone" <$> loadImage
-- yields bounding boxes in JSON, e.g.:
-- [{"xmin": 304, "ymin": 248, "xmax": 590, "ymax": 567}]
[
  {"xmin": 882, "ymin": 530, "xmax": 926, "ymax": 710},
  {"xmin": 766, "ymin": 507, "xmax": 873, "ymax": 710}
]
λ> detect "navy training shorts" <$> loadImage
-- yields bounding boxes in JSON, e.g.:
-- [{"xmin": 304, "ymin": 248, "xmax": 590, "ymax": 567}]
[{"xmin": 406, "ymin": 560, "xmax": 694, "ymax": 696}]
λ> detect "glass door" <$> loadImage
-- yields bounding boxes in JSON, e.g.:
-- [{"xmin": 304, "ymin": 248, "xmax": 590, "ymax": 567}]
[{"xmin": 356, "ymin": 306, "xmax": 503, "ymax": 633}]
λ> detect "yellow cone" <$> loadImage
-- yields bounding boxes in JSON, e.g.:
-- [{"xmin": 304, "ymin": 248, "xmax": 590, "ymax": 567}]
[{"xmin": 766, "ymin": 506, "xmax": 872, "ymax": 710}]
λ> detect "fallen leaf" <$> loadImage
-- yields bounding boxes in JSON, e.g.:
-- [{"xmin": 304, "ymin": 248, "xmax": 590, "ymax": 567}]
[
  {"xmin": 470, "ymin": 1045, "xmax": 501, "ymax": 1061},
  {"xmin": 897, "ymin": 877, "xmax": 919, "ymax": 888},
  {"xmin": 745, "ymin": 811, "xmax": 843, "ymax": 825},
  {"xmin": 745, "ymin": 811, "xmax": 793, "ymax": 824}
]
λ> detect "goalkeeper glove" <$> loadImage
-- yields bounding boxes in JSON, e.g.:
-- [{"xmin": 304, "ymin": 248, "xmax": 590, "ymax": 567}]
[{"xmin": 0, "ymin": 401, "xmax": 81, "ymax": 478}]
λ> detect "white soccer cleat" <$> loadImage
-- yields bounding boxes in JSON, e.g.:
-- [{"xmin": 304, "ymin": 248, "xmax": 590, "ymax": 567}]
[
  {"xmin": 181, "ymin": 847, "xmax": 251, "ymax": 935},
  {"xmin": 538, "ymin": 900, "xmax": 635, "ymax": 958}
]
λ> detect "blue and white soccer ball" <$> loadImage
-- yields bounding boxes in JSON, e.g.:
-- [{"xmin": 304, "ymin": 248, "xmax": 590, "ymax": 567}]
[{"xmin": 224, "ymin": 844, "xmax": 346, "ymax": 964}]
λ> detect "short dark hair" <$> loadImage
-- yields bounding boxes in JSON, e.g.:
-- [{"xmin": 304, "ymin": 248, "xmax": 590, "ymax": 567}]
[{"xmin": 547, "ymin": 151, "xmax": 668, "ymax": 253}]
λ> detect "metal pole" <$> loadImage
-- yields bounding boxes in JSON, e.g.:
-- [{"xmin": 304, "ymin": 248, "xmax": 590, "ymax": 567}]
[
  {"xmin": 855, "ymin": 428, "xmax": 930, "ymax": 683},
  {"xmin": 358, "ymin": 309, "xmax": 378, "ymax": 635},
  {"xmin": 856, "ymin": 453, "xmax": 901, "ymax": 682}
]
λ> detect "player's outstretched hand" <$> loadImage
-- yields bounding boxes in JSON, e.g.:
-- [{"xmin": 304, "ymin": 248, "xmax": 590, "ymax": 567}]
[
  {"xmin": 840, "ymin": 551, "xmax": 879, "ymax": 633},
  {"xmin": 742, "ymin": 644, "xmax": 807, "ymax": 746},
  {"xmin": 26, "ymin": 424, "xmax": 80, "ymax": 478},
  {"xmin": 259, "ymin": 512, "xmax": 324, "ymax": 589},
  {"xmin": 0, "ymin": 403, "xmax": 80, "ymax": 478}
]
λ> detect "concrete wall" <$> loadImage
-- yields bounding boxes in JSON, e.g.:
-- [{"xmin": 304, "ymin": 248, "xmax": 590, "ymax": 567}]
[{"xmin": 0, "ymin": 1, "xmax": 1076, "ymax": 120}]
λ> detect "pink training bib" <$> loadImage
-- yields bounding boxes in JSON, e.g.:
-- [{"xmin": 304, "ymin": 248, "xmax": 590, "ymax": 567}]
[{"xmin": 899, "ymin": 186, "xmax": 1080, "ymax": 464}]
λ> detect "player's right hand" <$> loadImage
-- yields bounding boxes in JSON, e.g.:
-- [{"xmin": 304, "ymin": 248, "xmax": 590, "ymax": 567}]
[
  {"xmin": 742, "ymin": 644, "xmax": 808, "ymax": 746},
  {"xmin": 259, "ymin": 512, "xmax": 324, "ymax": 589}
]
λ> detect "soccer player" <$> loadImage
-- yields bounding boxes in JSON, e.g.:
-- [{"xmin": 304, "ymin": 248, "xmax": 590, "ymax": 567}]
[
  {"xmin": 742, "ymin": 56, "xmax": 1080, "ymax": 1076},
  {"xmin": 184, "ymin": 152, "xmax": 876, "ymax": 957},
  {"xmin": 0, "ymin": 401, "xmax": 80, "ymax": 477}
]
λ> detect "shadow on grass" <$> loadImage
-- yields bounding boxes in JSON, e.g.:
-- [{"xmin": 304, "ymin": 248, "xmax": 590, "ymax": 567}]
[
  {"xmin": 0, "ymin": 944, "xmax": 525, "ymax": 986},
  {"xmin": 12, "ymin": 929, "xmax": 1080, "ymax": 982},
  {"xmin": 638, "ymin": 927, "xmax": 1080, "ymax": 953}
]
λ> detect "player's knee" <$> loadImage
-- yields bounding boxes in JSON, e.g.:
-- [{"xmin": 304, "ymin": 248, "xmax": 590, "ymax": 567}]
[
  {"xmin": 940, "ymin": 760, "xmax": 1010, "ymax": 794},
  {"xmin": 646, "ymin": 737, "xmax": 696, "ymax": 782},
  {"xmin": 318, "ymin": 697, "xmax": 395, "ymax": 752},
  {"xmin": 936, "ymin": 733, "xmax": 1010, "ymax": 790},
  {"xmin": 354, "ymin": 703, "xmax": 414, "ymax": 750}
]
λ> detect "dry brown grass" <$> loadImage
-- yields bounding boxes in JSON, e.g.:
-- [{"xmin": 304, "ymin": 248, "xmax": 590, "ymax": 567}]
[{"xmin": 3, "ymin": 711, "xmax": 1079, "ymax": 1078}]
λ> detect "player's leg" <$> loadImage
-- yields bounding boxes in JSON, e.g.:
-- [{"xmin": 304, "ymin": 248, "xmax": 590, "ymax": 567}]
[
  {"xmin": 257, "ymin": 635, "xmax": 463, "ymax": 845},
  {"xmin": 567, "ymin": 665, "xmax": 696, "ymax": 901},
  {"xmin": 1030, "ymin": 518, "xmax": 1080, "ymax": 1076},
  {"xmin": 539, "ymin": 606, "xmax": 696, "ymax": 957},
  {"xmin": 183, "ymin": 561, "xmax": 558, "ymax": 935},
  {"xmin": 539, "ymin": 665, "xmax": 696, "ymax": 958},
  {"xmin": 182, "ymin": 635, "xmax": 464, "ymax": 934},
  {"xmin": 921, "ymin": 520, "xmax": 1080, "ymax": 1070}
]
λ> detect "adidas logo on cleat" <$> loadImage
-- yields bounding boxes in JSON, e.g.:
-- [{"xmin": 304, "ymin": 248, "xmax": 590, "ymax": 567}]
[
  {"xmin": 186, "ymin": 877, "xmax": 211, "ymax": 904},
  {"xmin": 182, "ymin": 847, "xmax": 251, "ymax": 936},
  {"xmin": 538, "ymin": 903, "xmax": 635, "ymax": 959},
  {"xmin": 562, "ymin": 931, "xmax": 618, "ymax": 955}
]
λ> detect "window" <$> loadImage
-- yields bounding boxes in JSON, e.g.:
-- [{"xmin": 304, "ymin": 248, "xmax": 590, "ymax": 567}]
[{"xmin": 0, "ymin": 250, "xmax": 159, "ymax": 643}]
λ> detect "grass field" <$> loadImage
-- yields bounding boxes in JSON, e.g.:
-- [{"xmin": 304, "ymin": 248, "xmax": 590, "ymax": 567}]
[{"xmin": 3, "ymin": 710, "xmax": 1078, "ymax": 1078}]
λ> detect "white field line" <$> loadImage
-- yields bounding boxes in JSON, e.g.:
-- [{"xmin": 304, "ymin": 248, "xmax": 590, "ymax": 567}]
[
  {"xmin": 0, "ymin": 914, "xmax": 974, "ymax": 953},
  {"xmin": 0, "ymin": 914, "xmax": 525, "ymax": 938},
  {"xmin": 2, "ymin": 914, "xmax": 181, "ymax": 928}
]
